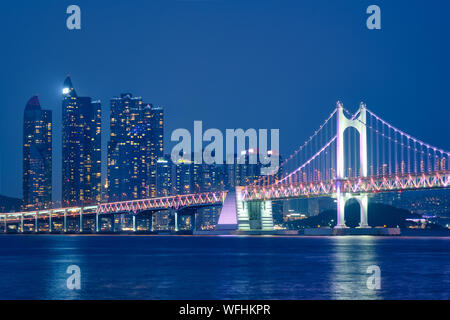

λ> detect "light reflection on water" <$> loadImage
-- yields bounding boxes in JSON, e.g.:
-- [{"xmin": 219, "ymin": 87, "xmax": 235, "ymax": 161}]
[
  {"xmin": 43, "ymin": 241, "xmax": 85, "ymax": 300},
  {"xmin": 0, "ymin": 235, "xmax": 449, "ymax": 299},
  {"xmin": 330, "ymin": 236, "xmax": 382, "ymax": 300}
]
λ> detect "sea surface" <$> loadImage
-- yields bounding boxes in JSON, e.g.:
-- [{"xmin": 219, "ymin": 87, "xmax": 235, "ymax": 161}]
[{"xmin": 0, "ymin": 235, "xmax": 449, "ymax": 300}]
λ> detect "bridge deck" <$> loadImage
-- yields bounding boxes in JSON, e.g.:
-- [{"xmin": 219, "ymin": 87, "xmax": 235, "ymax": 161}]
[{"xmin": 243, "ymin": 171, "xmax": 450, "ymax": 201}]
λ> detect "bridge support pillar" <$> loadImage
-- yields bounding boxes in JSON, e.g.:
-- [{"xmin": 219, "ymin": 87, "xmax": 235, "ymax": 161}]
[
  {"xmin": 133, "ymin": 215, "xmax": 137, "ymax": 232},
  {"xmin": 96, "ymin": 212, "xmax": 100, "ymax": 233},
  {"xmin": 236, "ymin": 197, "xmax": 274, "ymax": 232},
  {"xmin": 35, "ymin": 213, "xmax": 38, "ymax": 233},
  {"xmin": 357, "ymin": 194, "xmax": 370, "ymax": 228},
  {"xmin": 63, "ymin": 210, "xmax": 67, "ymax": 233},
  {"xmin": 236, "ymin": 187, "xmax": 250, "ymax": 231},
  {"xmin": 260, "ymin": 201, "xmax": 274, "ymax": 231},
  {"xmin": 79, "ymin": 208, "xmax": 83, "ymax": 233},
  {"xmin": 3, "ymin": 215, "xmax": 6, "ymax": 233},
  {"xmin": 174, "ymin": 211, "xmax": 179, "ymax": 232},
  {"xmin": 20, "ymin": 214, "xmax": 24, "ymax": 233},
  {"xmin": 335, "ymin": 184, "xmax": 347, "ymax": 229},
  {"xmin": 49, "ymin": 210, "xmax": 53, "ymax": 233}
]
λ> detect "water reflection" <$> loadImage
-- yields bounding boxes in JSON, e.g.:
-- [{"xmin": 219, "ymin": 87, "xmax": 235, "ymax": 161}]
[
  {"xmin": 1, "ymin": 235, "xmax": 449, "ymax": 299},
  {"xmin": 43, "ymin": 236, "xmax": 84, "ymax": 299},
  {"xmin": 330, "ymin": 236, "xmax": 382, "ymax": 300}
]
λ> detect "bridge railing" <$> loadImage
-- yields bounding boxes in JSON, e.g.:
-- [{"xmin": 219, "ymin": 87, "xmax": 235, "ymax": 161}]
[
  {"xmin": 242, "ymin": 170, "xmax": 450, "ymax": 201},
  {"xmin": 97, "ymin": 191, "xmax": 227, "ymax": 214},
  {"xmin": 0, "ymin": 192, "xmax": 227, "ymax": 218}
]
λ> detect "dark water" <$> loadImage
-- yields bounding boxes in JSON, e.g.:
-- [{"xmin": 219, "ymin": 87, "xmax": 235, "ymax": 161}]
[{"xmin": 0, "ymin": 235, "xmax": 449, "ymax": 300}]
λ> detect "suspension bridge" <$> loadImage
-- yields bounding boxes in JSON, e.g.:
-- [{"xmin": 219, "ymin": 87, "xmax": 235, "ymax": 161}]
[
  {"xmin": 229, "ymin": 101, "xmax": 450, "ymax": 231},
  {"xmin": 0, "ymin": 101, "xmax": 449, "ymax": 234}
]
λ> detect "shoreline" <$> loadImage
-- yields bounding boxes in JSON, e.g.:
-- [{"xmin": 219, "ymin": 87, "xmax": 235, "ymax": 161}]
[{"xmin": 1, "ymin": 229, "xmax": 450, "ymax": 237}]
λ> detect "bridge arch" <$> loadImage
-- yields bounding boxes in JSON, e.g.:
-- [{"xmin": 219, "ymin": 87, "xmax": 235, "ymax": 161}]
[
  {"xmin": 343, "ymin": 197, "xmax": 369, "ymax": 228},
  {"xmin": 339, "ymin": 194, "xmax": 369, "ymax": 228}
]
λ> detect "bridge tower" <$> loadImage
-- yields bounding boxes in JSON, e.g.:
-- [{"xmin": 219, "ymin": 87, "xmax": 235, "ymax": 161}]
[{"xmin": 335, "ymin": 102, "xmax": 369, "ymax": 229}]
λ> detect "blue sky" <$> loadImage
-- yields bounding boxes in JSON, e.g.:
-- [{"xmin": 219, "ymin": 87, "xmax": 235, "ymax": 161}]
[{"xmin": 0, "ymin": 0, "xmax": 448, "ymax": 200}]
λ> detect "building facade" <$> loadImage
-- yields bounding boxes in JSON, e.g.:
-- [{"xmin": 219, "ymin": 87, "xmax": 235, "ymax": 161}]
[
  {"xmin": 23, "ymin": 96, "xmax": 52, "ymax": 210},
  {"xmin": 156, "ymin": 155, "xmax": 173, "ymax": 196},
  {"xmin": 62, "ymin": 76, "xmax": 101, "ymax": 207},
  {"xmin": 107, "ymin": 94, "xmax": 164, "ymax": 201},
  {"xmin": 175, "ymin": 158, "xmax": 193, "ymax": 195},
  {"xmin": 148, "ymin": 105, "xmax": 164, "ymax": 197}
]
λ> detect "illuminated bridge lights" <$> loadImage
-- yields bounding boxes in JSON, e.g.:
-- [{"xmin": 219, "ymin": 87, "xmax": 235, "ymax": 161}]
[
  {"xmin": 2, "ymin": 105, "xmax": 450, "ymax": 233},
  {"xmin": 242, "ymin": 171, "xmax": 450, "ymax": 202},
  {"xmin": 97, "ymin": 191, "xmax": 226, "ymax": 214},
  {"xmin": 0, "ymin": 191, "xmax": 226, "ymax": 221}
]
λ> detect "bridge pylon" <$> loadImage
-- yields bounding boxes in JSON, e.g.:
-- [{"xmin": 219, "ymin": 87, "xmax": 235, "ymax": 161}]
[{"xmin": 335, "ymin": 101, "xmax": 370, "ymax": 229}]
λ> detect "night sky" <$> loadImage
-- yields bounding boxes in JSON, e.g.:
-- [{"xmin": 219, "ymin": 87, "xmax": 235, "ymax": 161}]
[{"xmin": 0, "ymin": 0, "xmax": 448, "ymax": 201}]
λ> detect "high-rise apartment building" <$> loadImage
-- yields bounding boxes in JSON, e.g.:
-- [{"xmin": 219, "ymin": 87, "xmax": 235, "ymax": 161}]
[
  {"xmin": 23, "ymin": 96, "xmax": 52, "ymax": 210},
  {"xmin": 155, "ymin": 155, "xmax": 173, "ymax": 196},
  {"xmin": 175, "ymin": 158, "xmax": 193, "ymax": 195},
  {"xmin": 107, "ymin": 94, "xmax": 164, "ymax": 201},
  {"xmin": 148, "ymin": 105, "xmax": 164, "ymax": 197},
  {"xmin": 62, "ymin": 76, "xmax": 101, "ymax": 207}
]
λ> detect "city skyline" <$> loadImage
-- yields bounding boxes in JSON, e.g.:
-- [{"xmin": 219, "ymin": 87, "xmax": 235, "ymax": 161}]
[
  {"xmin": 4, "ymin": 99, "xmax": 449, "ymax": 232},
  {"xmin": 0, "ymin": 1, "xmax": 449, "ymax": 201},
  {"xmin": 1, "ymin": 0, "xmax": 450, "ymax": 304},
  {"xmin": 5, "ymin": 64, "xmax": 447, "ymax": 235},
  {"xmin": 17, "ymin": 74, "xmax": 286, "ymax": 208},
  {"xmin": 19, "ymin": 75, "xmax": 275, "ymax": 225}
]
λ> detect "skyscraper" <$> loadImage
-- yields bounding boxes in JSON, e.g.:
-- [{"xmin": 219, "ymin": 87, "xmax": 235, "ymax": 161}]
[
  {"xmin": 107, "ymin": 94, "xmax": 164, "ymax": 201},
  {"xmin": 175, "ymin": 158, "xmax": 193, "ymax": 195},
  {"xmin": 192, "ymin": 163, "xmax": 226, "ymax": 229},
  {"xmin": 156, "ymin": 155, "xmax": 173, "ymax": 196},
  {"xmin": 23, "ymin": 96, "xmax": 52, "ymax": 210},
  {"xmin": 148, "ymin": 105, "xmax": 164, "ymax": 197},
  {"xmin": 62, "ymin": 76, "xmax": 101, "ymax": 207},
  {"xmin": 108, "ymin": 93, "xmax": 143, "ymax": 201}
]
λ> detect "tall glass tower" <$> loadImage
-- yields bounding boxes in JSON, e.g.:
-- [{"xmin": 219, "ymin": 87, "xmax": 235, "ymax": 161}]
[
  {"xmin": 148, "ymin": 104, "xmax": 164, "ymax": 197},
  {"xmin": 107, "ymin": 94, "xmax": 164, "ymax": 201},
  {"xmin": 23, "ymin": 96, "xmax": 52, "ymax": 210},
  {"xmin": 155, "ymin": 155, "xmax": 172, "ymax": 196},
  {"xmin": 62, "ymin": 76, "xmax": 101, "ymax": 207}
]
